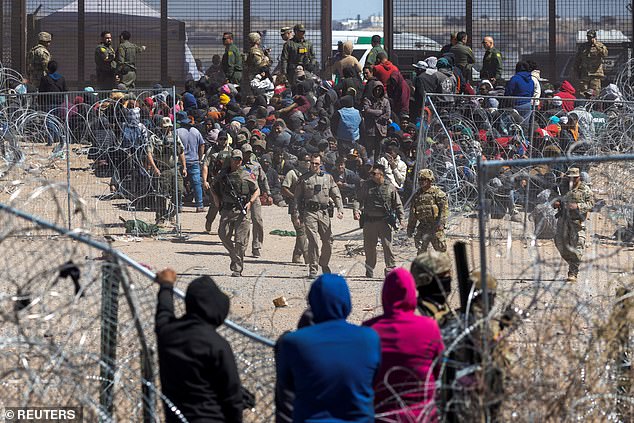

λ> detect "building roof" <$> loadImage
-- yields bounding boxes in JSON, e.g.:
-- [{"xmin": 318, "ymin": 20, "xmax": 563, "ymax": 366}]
[{"xmin": 54, "ymin": 0, "xmax": 161, "ymax": 18}]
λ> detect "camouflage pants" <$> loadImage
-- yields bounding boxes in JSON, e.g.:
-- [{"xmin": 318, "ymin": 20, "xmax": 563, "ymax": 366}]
[
  {"xmin": 415, "ymin": 223, "xmax": 447, "ymax": 254},
  {"xmin": 363, "ymin": 219, "xmax": 395, "ymax": 271},
  {"xmin": 554, "ymin": 218, "xmax": 586, "ymax": 276},
  {"xmin": 291, "ymin": 210, "xmax": 307, "ymax": 262},
  {"xmin": 250, "ymin": 199, "xmax": 264, "ymax": 252},
  {"xmin": 218, "ymin": 208, "xmax": 251, "ymax": 273},
  {"xmin": 303, "ymin": 210, "xmax": 332, "ymax": 274}
]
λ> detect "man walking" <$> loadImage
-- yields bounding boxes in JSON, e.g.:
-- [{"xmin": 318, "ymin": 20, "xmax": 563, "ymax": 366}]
[
  {"xmin": 221, "ymin": 32, "xmax": 243, "ymax": 85},
  {"xmin": 554, "ymin": 167, "xmax": 594, "ymax": 282},
  {"xmin": 211, "ymin": 149, "xmax": 260, "ymax": 277},
  {"xmin": 480, "ymin": 36, "xmax": 502, "ymax": 84},
  {"xmin": 27, "ymin": 32, "xmax": 52, "ymax": 90},
  {"xmin": 175, "ymin": 111, "xmax": 205, "ymax": 212},
  {"xmin": 295, "ymin": 154, "xmax": 344, "ymax": 278},
  {"xmin": 353, "ymin": 163, "xmax": 404, "ymax": 278},
  {"xmin": 407, "ymin": 169, "xmax": 449, "ymax": 254},
  {"xmin": 95, "ymin": 31, "xmax": 117, "ymax": 90},
  {"xmin": 281, "ymin": 153, "xmax": 311, "ymax": 264},
  {"xmin": 116, "ymin": 31, "xmax": 145, "ymax": 88},
  {"xmin": 574, "ymin": 30, "xmax": 608, "ymax": 93}
]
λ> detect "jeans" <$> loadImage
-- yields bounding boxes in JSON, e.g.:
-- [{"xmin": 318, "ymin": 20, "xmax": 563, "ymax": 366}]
[{"xmin": 186, "ymin": 162, "xmax": 203, "ymax": 208}]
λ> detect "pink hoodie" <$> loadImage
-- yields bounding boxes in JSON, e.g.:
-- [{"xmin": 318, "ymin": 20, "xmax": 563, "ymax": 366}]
[{"xmin": 363, "ymin": 268, "xmax": 445, "ymax": 422}]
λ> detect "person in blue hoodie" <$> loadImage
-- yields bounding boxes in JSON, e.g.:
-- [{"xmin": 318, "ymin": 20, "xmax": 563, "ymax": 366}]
[
  {"xmin": 331, "ymin": 95, "xmax": 362, "ymax": 155},
  {"xmin": 504, "ymin": 61, "xmax": 535, "ymax": 121},
  {"xmin": 275, "ymin": 273, "xmax": 381, "ymax": 422}
]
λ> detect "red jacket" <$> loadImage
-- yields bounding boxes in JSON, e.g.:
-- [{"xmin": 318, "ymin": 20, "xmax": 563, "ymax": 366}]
[
  {"xmin": 555, "ymin": 80, "xmax": 576, "ymax": 112},
  {"xmin": 373, "ymin": 61, "xmax": 399, "ymax": 87}
]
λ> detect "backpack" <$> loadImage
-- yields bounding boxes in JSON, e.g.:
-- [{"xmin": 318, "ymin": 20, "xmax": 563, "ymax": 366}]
[{"xmin": 121, "ymin": 124, "xmax": 143, "ymax": 149}]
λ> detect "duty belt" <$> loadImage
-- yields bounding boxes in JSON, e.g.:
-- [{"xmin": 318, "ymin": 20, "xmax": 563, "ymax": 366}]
[{"xmin": 306, "ymin": 202, "xmax": 328, "ymax": 212}]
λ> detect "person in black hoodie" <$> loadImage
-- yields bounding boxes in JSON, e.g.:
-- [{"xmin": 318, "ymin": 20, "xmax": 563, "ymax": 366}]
[
  {"xmin": 155, "ymin": 268, "xmax": 243, "ymax": 423},
  {"xmin": 38, "ymin": 60, "xmax": 68, "ymax": 111}
]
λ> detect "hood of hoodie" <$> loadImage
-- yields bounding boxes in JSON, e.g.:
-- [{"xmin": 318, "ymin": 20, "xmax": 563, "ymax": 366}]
[
  {"xmin": 342, "ymin": 40, "xmax": 354, "ymax": 56},
  {"xmin": 126, "ymin": 107, "xmax": 141, "ymax": 125},
  {"xmin": 560, "ymin": 80, "xmax": 576, "ymax": 95},
  {"xmin": 381, "ymin": 268, "xmax": 417, "ymax": 315},
  {"xmin": 308, "ymin": 274, "xmax": 352, "ymax": 323},
  {"xmin": 48, "ymin": 72, "xmax": 62, "ymax": 81},
  {"xmin": 515, "ymin": 71, "xmax": 533, "ymax": 83},
  {"xmin": 185, "ymin": 276, "xmax": 230, "ymax": 327}
]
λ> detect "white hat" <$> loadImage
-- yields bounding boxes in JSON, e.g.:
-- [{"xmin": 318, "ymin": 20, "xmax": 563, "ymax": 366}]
[{"xmin": 412, "ymin": 60, "xmax": 428, "ymax": 70}]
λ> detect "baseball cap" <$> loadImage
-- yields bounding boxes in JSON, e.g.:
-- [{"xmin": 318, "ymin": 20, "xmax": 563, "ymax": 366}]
[
  {"xmin": 294, "ymin": 23, "xmax": 306, "ymax": 32},
  {"xmin": 160, "ymin": 117, "xmax": 173, "ymax": 128},
  {"xmin": 280, "ymin": 26, "xmax": 292, "ymax": 34},
  {"xmin": 412, "ymin": 60, "xmax": 428, "ymax": 70},
  {"xmin": 231, "ymin": 149, "xmax": 243, "ymax": 159},
  {"xmin": 567, "ymin": 167, "xmax": 580, "ymax": 177},
  {"xmin": 241, "ymin": 143, "xmax": 253, "ymax": 153}
]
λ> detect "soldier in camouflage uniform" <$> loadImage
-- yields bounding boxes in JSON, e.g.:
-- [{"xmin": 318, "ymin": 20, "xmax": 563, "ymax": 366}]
[
  {"xmin": 353, "ymin": 163, "xmax": 404, "ymax": 278},
  {"xmin": 408, "ymin": 169, "xmax": 449, "ymax": 254},
  {"xmin": 574, "ymin": 30, "xmax": 608, "ymax": 92},
  {"xmin": 295, "ymin": 154, "xmax": 344, "ymax": 278},
  {"xmin": 211, "ymin": 149, "xmax": 260, "ymax": 277},
  {"xmin": 242, "ymin": 143, "xmax": 271, "ymax": 258},
  {"xmin": 202, "ymin": 150, "xmax": 231, "ymax": 232},
  {"xmin": 116, "ymin": 31, "xmax": 145, "ymax": 89},
  {"xmin": 410, "ymin": 250, "xmax": 453, "ymax": 320},
  {"xmin": 28, "ymin": 32, "xmax": 52, "ymax": 90},
  {"xmin": 554, "ymin": 167, "xmax": 594, "ymax": 282},
  {"xmin": 244, "ymin": 32, "xmax": 271, "ymax": 89},
  {"xmin": 221, "ymin": 32, "xmax": 242, "ymax": 85},
  {"xmin": 280, "ymin": 24, "xmax": 317, "ymax": 83},
  {"xmin": 146, "ymin": 117, "xmax": 187, "ymax": 224},
  {"xmin": 95, "ymin": 31, "xmax": 117, "ymax": 90}
]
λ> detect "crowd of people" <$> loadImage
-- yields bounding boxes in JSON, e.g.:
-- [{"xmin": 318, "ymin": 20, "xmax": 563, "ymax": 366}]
[{"xmin": 155, "ymin": 246, "xmax": 512, "ymax": 422}]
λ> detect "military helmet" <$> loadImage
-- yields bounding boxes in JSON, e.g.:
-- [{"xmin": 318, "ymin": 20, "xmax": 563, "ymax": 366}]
[
  {"xmin": 567, "ymin": 167, "xmax": 580, "ymax": 178},
  {"xmin": 418, "ymin": 168, "xmax": 435, "ymax": 181},
  {"xmin": 410, "ymin": 251, "xmax": 452, "ymax": 287},
  {"xmin": 39, "ymin": 32, "xmax": 52, "ymax": 42},
  {"xmin": 470, "ymin": 271, "xmax": 498, "ymax": 291},
  {"xmin": 586, "ymin": 30, "xmax": 597, "ymax": 38}
]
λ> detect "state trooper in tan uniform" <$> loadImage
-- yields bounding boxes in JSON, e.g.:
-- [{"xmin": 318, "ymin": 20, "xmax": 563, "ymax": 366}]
[
  {"xmin": 407, "ymin": 169, "xmax": 449, "ymax": 254},
  {"xmin": 553, "ymin": 167, "xmax": 594, "ymax": 282},
  {"xmin": 353, "ymin": 163, "xmax": 404, "ymax": 278},
  {"xmin": 28, "ymin": 32, "xmax": 52, "ymax": 90},
  {"xmin": 281, "ymin": 153, "xmax": 310, "ymax": 263},
  {"xmin": 211, "ymin": 149, "xmax": 260, "ymax": 277},
  {"xmin": 295, "ymin": 154, "xmax": 344, "ymax": 278},
  {"xmin": 241, "ymin": 143, "xmax": 270, "ymax": 257}
]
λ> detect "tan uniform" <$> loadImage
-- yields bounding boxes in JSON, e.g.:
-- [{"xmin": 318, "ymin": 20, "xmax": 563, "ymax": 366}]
[
  {"xmin": 282, "ymin": 168, "xmax": 307, "ymax": 262},
  {"xmin": 554, "ymin": 182, "xmax": 593, "ymax": 277},
  {"xmin": 27, "ymin": 44, "xmax": 51, "ymax": 89},
  {"xmin": 243, "ymin": 161, "xmax": 270, "ymax": 254},
  {"xmin": 245, "ymin": 46, "xmax": 271, "ymax": 80},
  {"xmin": 354, "ymin": 179, "xmax": 404, "ymax": 275},
  {"xmin": 408, "ymin": 185, "xmax": 449, "ymax": 253},
  {"xmin": 575, "ymin": 41, "xmax": 608, "ymax": 92},
  {"xmin": 212, "ymin": 168, "xmax": 258, "ymax": 274},
  {"xmin": 295, "ymin": 171, "xmax": 343, "ymax": 276}
]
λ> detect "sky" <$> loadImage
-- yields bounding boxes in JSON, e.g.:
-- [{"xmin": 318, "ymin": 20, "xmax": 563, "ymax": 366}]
[{"xmin": 333, "ymin": 0, "xmax": 383, "ymax": 20}]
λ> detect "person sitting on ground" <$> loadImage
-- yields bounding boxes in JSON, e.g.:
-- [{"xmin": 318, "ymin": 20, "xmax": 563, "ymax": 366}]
[{"xmin": 155, "ymin": 268, "xmax": 244, "ymax": 422}]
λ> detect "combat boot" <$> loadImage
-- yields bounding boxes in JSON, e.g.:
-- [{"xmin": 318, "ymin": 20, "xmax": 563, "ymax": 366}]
[{"xmin": 566, "ymin": 273, "xmax": 577, "ymax": 283}]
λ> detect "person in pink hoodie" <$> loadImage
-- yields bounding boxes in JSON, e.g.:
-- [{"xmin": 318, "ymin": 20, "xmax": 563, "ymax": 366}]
[
  {"xmin": 363, "ymin": 268, "xmax": 445, "ymax": 422},
  {"xmin": 555, "ymin": 80, "xmax": 577, "ymax": 112}
]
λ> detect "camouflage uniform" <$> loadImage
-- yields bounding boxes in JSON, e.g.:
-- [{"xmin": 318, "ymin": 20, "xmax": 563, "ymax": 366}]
[
  {"xmin": 282, "ymin": 168, "xmax": 308, "ymax": 263},
  {"xmin": 202, "ymin": 150, "xmax": 230, "ymax": 232},
  {"xmin": 95, "ymin": 41, "xmax": 117, "ymax": 90},
  {"xmin": 295, "ymin": 170, "xmax": 343, "ymax": 277},
  {"xmin": 574, "ymin": 31, "xmax": 608, "ymax": 92},
  {"xmin": 245, "ymin": 38, "xmax": 271, "ymax": 81},
  {"xmin": 408, "ymin": 170, "xmax": 449, "ymax": 254},
  {"xmin": 353, "ymin": 178, "xmax": 404, "ymax": 276},
  {"xmin": 116, "ymin": 39, "xmax": 144, "ymax": 88},
  {"xmin": 27, "ymin": 33, "xmax": 52, "ymax": 90},
  {"xmin": 148, "ymin": 132, "xmax": 185, "ymax": 223},
  {"xmin": 222, "ymin": 43, "xmax": 243, "ymax": 84},
  {"xmin": 554, "ymin": 169, "xmax": 594, "ymax": 280},
  {"xmin": 280, "ymin": 29, "xmax": 317, "ymax": 82},
  {"xmin": 212, "ymin": 160, "xmax": 259, "ymax": 276}
]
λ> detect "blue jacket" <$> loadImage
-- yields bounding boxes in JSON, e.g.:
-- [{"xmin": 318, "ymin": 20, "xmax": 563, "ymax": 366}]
[
  {"xmin": 504, "ymin": 71, "xmax": 534, "ymax": 106},
  {"xmin": 276, "ymin": 274, "xmax": 381, "ymax": 423},
  {"xmin": 336, "ymin": 107, "xmax": 362, "ymax": 142}
]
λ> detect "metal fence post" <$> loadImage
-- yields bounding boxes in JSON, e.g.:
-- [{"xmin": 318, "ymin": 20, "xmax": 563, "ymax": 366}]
[
  {"xmin": 613, "ymin": 287, "xmax": 632, "ymax": 419},
  {"xmin": 65, "ymin": 93, "xmax": 72, "ymax": 230},
  {"xmin": 99, "ymin": 254, "xmax": 121, "ymax": 422},
  {"xmin": 172, "ymin": 86, "xmax": 181, "ymax": 235}
]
